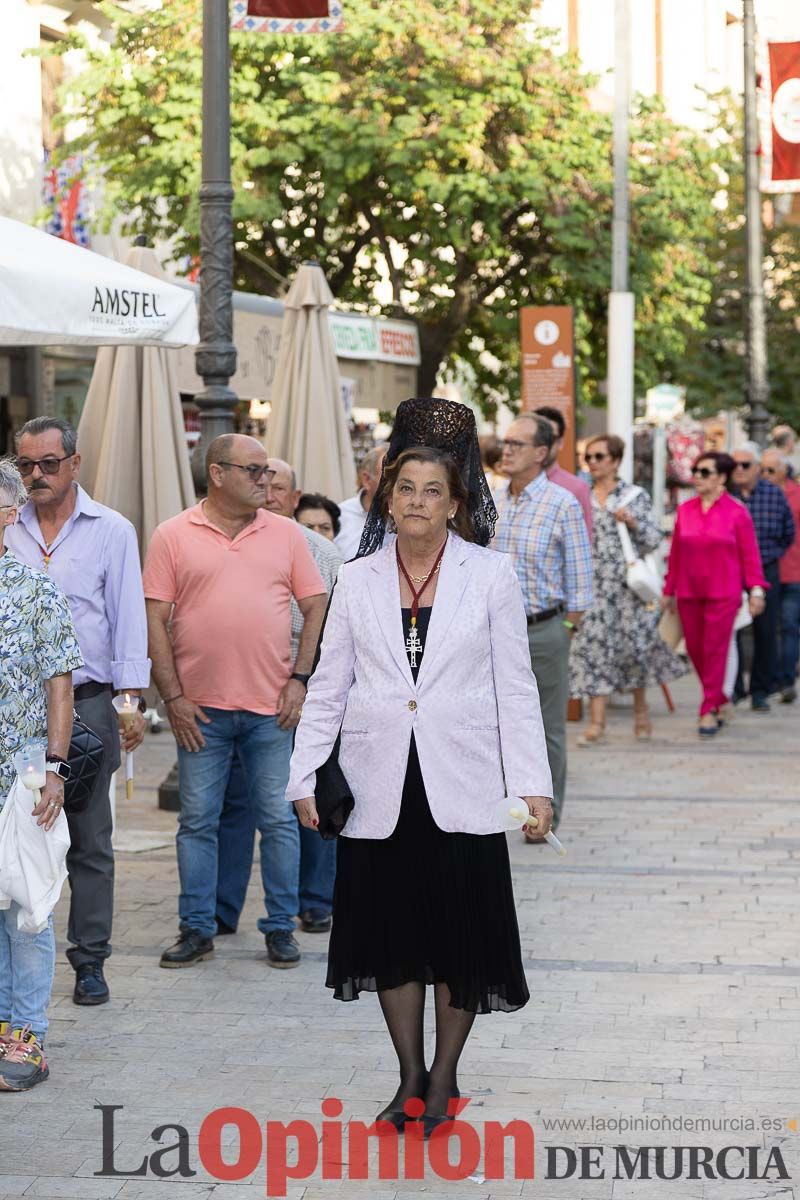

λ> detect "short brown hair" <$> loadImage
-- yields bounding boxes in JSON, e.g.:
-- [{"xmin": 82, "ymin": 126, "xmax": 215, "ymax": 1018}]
[
  {"xmin": 380, "ymin": 446, "xmax": 474, "ymax": 543},
  {"xmin": 586, "ymin": 434, "xmax": 625, "ymax": 464}
]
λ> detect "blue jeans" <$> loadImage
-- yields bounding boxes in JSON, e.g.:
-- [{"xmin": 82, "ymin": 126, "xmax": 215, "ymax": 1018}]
[
  {"xmin": 0, "ymin": 904, "xmax": 55, "ymax": 1041},
  {"xmin": 176, "ymin": 709, "xmax": 298, "ymax": 939},
  {"xmin": 779, "ymin": 582, "xmax": 800, "ymax": 689},
  {"xmin": 216, "ymin": 753, "xmax": 336, "ymax": 925},
  {"xmin": 216, "ymin": 753, "xmax": 256, "ymax": 931}
]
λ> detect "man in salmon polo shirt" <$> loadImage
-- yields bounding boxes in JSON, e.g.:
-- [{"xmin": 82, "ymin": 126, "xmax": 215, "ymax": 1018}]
[{"xmin": 143, "ymin": 435, "xmax": 327, "ymax": 969}]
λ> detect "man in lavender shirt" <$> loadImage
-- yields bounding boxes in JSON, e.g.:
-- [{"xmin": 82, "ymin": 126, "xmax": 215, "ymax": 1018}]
[
  {"xmin": 535, "ymin": 406, "xmax": 593, "ymax": 538},
  {"xmin": 6, "ymin": 417, "xmax": 150, "ymax": 1007}
]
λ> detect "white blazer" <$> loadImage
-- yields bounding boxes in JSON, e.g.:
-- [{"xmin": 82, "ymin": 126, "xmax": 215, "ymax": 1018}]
[{"xmin": 286, "ymin": 533, "xmax": 553, "ymax": 838}]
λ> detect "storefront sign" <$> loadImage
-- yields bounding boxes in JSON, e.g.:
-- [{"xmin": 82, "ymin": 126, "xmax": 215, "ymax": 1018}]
[{"xmin": 329, "ymin": 314, "xmax": 420, "ymax": 366}]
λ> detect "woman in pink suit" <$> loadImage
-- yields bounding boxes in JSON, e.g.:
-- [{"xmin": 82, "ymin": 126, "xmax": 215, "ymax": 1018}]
[
  {"xmin": 287, "ymin": 399, "xmax": 553, "ymax": 1138},
  {"xmin": 662, "ymin": 452, "xmax": 766, "ymax": 736}
]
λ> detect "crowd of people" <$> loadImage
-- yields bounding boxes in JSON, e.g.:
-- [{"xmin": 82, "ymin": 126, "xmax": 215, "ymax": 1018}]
[{"xmin": 0, "ymin": 400, "xmax": 798, "ymax": 1110}]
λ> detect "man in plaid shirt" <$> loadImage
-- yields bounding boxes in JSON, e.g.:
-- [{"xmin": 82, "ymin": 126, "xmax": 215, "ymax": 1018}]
[
  {"xmin": 732, "ymin": 443, "xmax": 795, "ymax": 710},
  {"xmin": 493, "ymin": 414, "xmax": 593, "ymax": 833}
]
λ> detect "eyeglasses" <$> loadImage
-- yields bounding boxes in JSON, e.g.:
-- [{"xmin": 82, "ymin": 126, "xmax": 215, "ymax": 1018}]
[
  {"xmin": 217, "ymin": 462, "xmax": 275, "ymax": 482},
  {"xmin": 499, "ymin": 438, "xmax": 537, "ymax": 452},
  {"xmin": 733, "ymin": 461, "xmax": 754, "ymax": 469},
  {"xmin": 584, "ymin": 452, "xmax": 610, "ymax": 464},
  {"xmin": 692, "ymin": 467, "xmax": 716, "ymax": 479},
  {"xmin": 0, "ymin": 504, "xmax": 18, "ymax": 513},
  {"xmin": 16, "ymin": 454, "xmax": 73, "ymax": 477},
  {"xmin": 762, "ymin": 466, "xmax": 778, "ymax": 475}
]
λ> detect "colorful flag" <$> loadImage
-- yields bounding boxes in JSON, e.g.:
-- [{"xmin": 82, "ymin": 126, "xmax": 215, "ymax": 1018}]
[
  {"xmin": 42, "ymin": 152, "xmax": 91, "ymax": 247},
  {"xmin": 760, "ymin": 40, "xmax": 800, "ymax": 193},
  {"xmin": 231, "ymin": 0, "xmax": 343, "ymax": 34}
]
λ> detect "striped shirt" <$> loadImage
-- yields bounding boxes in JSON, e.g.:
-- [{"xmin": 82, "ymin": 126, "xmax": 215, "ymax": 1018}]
[{"xmin": 493, "ymin": 473, "xmax": 594, "ymax": 615}]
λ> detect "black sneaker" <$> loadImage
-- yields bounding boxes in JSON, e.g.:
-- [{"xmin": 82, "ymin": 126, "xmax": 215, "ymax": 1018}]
[
  {"xmin": 73, "ymin": 961, "xmax": 110, "ymax": 1006},
  {"xmin": 265, "ymin": 930, "xmax": 301, "ymax": 969},
  {"xmin": 751, "ymin": 697, "xmax": 771, "ymax": 713},
  {"xmin": 781, "ymin": 687, "xmax": 797, "ymax": 704},
  {"xmin": 159, "ymin": 930, "xmax": 215, "ymax": 969},
  {"xmin": 299, "ymin": 909, "xmax": 332, "ymax": 933}
]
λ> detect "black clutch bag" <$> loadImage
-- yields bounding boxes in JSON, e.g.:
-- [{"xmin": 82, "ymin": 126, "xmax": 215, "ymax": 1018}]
[
  {"xmin": 315, "ymin": 734, "xmax": 354, "ymax": 840},
  {"xmin": 65, "ymin": 711, "xmax": 105, "ymax": 815},
  {"xmin": 306, "ymin": 584, "xmax": 354, "ymax": 840}
]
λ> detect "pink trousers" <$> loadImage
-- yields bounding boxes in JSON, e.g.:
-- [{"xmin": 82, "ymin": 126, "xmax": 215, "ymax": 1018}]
[{"xmin": 677, "ymin": 596, "xmax": 741, "ymax": 717}]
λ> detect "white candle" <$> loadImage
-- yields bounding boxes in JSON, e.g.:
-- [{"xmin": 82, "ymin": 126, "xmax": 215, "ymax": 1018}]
[
  {"xmin": 21, "ymin": 765, "xmax": 46, "ymax": 790},
  {"xmin": 508, "ymin": 807, "xmax": 567, "ymax": 857}
]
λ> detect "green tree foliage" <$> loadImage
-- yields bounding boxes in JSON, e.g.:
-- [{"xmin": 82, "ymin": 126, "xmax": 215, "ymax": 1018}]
[
  {"xmin": 680, "ymin": 95, "xmax": 800, "ymax": 426},
  {"xmin": 60, "ymin": 0, "xmax": 723, "ymax": 415}
]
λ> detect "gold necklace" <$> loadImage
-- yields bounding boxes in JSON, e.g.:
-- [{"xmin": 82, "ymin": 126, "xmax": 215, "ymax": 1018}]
[{"xmin": 406, "ymin": 561, "xmax": 443, "ymax": 584}]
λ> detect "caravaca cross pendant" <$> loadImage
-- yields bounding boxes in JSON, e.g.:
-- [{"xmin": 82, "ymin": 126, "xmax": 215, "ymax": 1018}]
[{"xmin": 405, "ymin": 621, "xmax": 424, "ymax": 668}]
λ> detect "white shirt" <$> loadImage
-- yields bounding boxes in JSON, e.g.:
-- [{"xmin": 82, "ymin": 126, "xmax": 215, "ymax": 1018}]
[{"xmin": 334, "ymin": 491, "xmax": 370, "ymax": 560}]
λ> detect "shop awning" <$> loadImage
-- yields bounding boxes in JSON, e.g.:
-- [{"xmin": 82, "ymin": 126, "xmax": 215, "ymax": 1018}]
[{"xmin": 0, "ymin": 217, "xmax": 198, "ymax": 348}]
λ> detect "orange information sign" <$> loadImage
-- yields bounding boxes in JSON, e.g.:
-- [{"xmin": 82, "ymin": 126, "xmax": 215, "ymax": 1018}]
[{"xmin": 520, "ymin": 305, "xmax": 576, "ymax": 471}]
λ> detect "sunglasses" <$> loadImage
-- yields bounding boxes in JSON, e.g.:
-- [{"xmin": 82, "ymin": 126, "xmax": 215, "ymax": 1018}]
[
  {"xmin": 692, "ymin": 467, "xmax": 717, "ymax": 479},
  {"xmin": 733, "ymin": 461, "xmax": 754, "ymax": 469},
  {"xmin": 762, "ymin": 466, "xmax": 778, "ymax": 475},
  {"xmin": 218, "ymin": 461, "xmax": 275, "ymax": 482},
  {"xmin": 16, "ymin": 454, "xmax": 73, "ymax": 477},
  {"xmin": 584, "ymin": 452, "xmax": 610, "ymax": 463}
]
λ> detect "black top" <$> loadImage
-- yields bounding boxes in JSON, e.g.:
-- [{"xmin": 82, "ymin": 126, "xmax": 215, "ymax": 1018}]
[{"xmin": 401, "ymin": 605, "xmax": 432, "ymax": 682}]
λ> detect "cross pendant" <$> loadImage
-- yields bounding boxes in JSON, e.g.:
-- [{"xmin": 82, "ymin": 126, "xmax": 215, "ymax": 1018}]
[{"xmin": 406, "ymin": 623, "xmax": 423, "ymax": 668}]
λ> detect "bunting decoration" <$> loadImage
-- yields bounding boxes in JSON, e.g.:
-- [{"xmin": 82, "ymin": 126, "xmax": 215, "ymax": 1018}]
[
  {"xmin": 231, "ymin": 0, "xmax": 343, "ymax": 34},
  {"xmin": 760, "ymin": 40, "xmax": 800, "ymax": 193}
]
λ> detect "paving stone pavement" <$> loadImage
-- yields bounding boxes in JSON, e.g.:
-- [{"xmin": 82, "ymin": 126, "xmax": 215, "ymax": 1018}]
[{"xmin": 1, "ymin": 677, "xmax": 798, "ymax": 1200}]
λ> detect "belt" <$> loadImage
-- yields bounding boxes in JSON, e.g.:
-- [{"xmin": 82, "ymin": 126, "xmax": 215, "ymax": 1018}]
[
  {"xmin": 527, "ymin": 604, "xmax": 566, "ymax": 627},
  {"xmin": 74, "ymin": 681, "xmax": 112, "ymax": 702}
]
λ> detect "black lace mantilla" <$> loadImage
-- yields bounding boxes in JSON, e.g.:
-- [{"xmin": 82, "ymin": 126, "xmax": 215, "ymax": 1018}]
[{"xmin": 356, "ymin": 398, "xmax": 498, "ymax": 557}]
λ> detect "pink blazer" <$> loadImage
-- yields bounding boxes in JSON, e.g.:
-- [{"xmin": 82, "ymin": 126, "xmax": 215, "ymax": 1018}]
[
  {"xmin": 285, "ymin": 534, "xmax": 553, "ymax": 838},
  {"xmin": 663, "ymin": 493, "xmax": 766, "ymax": 600}
]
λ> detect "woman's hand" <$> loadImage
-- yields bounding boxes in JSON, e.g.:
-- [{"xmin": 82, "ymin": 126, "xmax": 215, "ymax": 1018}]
[
  {"xmin": 615, "ymin": 507, "xmax": 637, "ymax": 530},
  {"xmin": 660, "ymin": 595, "xmax": 676, "ymax": 613},
  {"xmin": 33, "ymin": 775, "xmax": 64, "ymax": 831},
  {"xmin": 749, "ymin": 593, "xmax": 766, "ymax": 618},
  {"xmin": 294, "ymin": 796, "xmax": 319, "ymax": 831},
  {"xmin": 522, "ymin": 796, "xmax": 553, "ymax": 837}
]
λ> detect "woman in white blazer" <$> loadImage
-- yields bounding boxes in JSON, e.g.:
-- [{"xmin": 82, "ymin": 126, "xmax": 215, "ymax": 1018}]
[{"xmin": 287, "ymin": 400, "xmax": 553, "ymax": 1138}]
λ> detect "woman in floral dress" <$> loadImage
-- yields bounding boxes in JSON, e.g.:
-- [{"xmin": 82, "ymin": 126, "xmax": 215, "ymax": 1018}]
[{"xmin": 569, "ymin": 435, "xmax": 686, "ymax": 744}]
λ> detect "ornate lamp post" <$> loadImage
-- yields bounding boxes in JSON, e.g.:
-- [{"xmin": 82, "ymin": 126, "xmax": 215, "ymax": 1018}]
[
  {"xmin": 742, "ymin": 0, "xmax": 770, "ymax": 446},
  {"xmin": 192, "ymin": 0, "xmax": 238, "ymax": 489}
]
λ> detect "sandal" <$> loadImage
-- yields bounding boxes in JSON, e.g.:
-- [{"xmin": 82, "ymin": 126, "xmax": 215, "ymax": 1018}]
[
  {"xmin": 576, "ymin": 723, "xmax": 605, "ymax": 747},
  {"xmin": 634, "ymin": 711, "xmax": 652, "ymax": 741}
]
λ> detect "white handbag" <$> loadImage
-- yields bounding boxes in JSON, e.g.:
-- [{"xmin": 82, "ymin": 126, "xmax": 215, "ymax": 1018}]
[
  {"xmin": 734, "ymin": 592, "xmax": 752, "ymax": 632},
  {"xmin": 614, "ymin": 486, "xmax": 662, "ymax": 604}
]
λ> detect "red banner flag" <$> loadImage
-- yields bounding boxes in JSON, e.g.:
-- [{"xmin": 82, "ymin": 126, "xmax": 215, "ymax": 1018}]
[
  {"xmin": 760, "ymin": 40, "xmax": 800, "ymax": 193},
  {"xmin": 231, "ymin": 0, "xmax": 343, "ymax": 33}
]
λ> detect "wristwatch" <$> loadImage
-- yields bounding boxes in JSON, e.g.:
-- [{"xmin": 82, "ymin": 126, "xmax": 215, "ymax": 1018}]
[
  {"xmin": 290, "ymin": 672, "xmax": 311, "ymax": 686},
  {"xmin": 46, "ymin": 757, "xmax": 72, "ymax": 782},
  {"xmin": 750, "ymin": 586, "xmax": 766, "ymax": 599}
]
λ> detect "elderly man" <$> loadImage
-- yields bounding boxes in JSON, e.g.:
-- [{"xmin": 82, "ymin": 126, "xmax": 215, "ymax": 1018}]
[
  {"xmin": 493, "ymin": 413, "xmax": 593, "ymax": 833},
  {"xmin": 215, "ymin": 457, "xmax": 343, "ymax": 938},
  {"xmin": 335, "ymin": 443, "xmax": 388, "ymax": 559},
  {"xmin": 144, "ymin": 436, "xmax": 327, "ymax": 968},
  {"xmin": 6, "ymin": 417, "xmax": 150, "ymax": 1008},
  {"xmin": 762, "ymin": 449, "xmax": 800, "ymax": 703},
  {"xmin": 731, "ymin": 443, "xmax": 795, "ymax": 711}
]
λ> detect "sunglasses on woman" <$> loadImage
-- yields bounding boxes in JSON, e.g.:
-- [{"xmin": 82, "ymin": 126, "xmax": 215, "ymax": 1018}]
[
  {"xmin": 692, "ymin": 467, "xmax": 717, "ymax": 479},
  {"xmin": 584, "ymin": 452, "xmax": 609, "ymax": 464}
]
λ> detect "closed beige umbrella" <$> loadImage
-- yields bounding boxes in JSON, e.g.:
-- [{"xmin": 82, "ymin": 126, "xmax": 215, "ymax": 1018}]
[
  {"xmin": 268, "ymin": 262, "xmax": 356, "ymax": 501},
  {"xmin": 77, "ymin": 246, "xmax": 195, "ymax": 555}
]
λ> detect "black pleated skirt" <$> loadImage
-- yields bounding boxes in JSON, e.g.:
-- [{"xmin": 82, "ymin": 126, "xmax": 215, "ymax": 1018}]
[{"xmin": 326, "ymin": 736, "xmax": 530, "ymax": 1014}]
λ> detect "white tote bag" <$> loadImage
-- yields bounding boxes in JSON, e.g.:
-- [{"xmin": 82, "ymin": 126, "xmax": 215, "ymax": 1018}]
[{"xmin": 614, "ymin": 486, "xmax": 662, "ymax": 604}]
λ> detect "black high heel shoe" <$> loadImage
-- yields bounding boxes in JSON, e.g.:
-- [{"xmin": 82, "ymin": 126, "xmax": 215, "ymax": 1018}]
[
  {"xmin": 422, "ymin": 1089, "xmax": 461, "ymax": 1139},
  {"xmin": 376, "ymin": 1075, "xmax": 428, "ymax": 1132}
]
